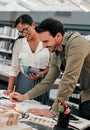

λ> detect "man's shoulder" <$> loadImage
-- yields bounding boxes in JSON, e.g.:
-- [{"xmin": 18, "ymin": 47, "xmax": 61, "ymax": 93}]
[{"xmin": 67, "ymin": 32, "xmax": 81, "ymax": 41}]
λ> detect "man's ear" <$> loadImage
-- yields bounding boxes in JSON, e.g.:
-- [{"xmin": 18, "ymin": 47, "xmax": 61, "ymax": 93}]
[
  {"xmin": 56, "ymin": 32, "xmax": 62, "ymax": 38},
  {"xmin": 31, "ymin": 22, "xmax": 36, "ymax": 29},
  {"xmin": 55, "ymin": 32, "xmax": 63, "ymax": 42}
]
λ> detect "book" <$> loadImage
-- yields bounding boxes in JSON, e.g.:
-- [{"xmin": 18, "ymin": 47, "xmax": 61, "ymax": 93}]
[{"xmin": 19, "ymin": 66, "xmax": 40, "ymax": 76}]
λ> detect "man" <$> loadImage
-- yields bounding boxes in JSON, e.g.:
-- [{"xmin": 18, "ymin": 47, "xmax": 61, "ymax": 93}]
[{"xmin": 10, "ymin": 18, "xmax": 90, "ymax": 120}]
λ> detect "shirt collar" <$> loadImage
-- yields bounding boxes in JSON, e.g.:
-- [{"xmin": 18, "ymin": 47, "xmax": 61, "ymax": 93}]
[{"xmin": 62, "ymin": 32, "xmax": 70, "ymax": 46}]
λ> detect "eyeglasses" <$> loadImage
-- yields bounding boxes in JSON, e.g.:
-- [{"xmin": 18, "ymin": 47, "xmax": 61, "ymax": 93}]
[{"xmin": 18, "ymin": 26, "xmax": 29, "ymax": 36}]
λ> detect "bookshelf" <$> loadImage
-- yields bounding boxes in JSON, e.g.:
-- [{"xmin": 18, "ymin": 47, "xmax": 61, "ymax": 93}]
[
  {"xmin": 64, "ymin": 23, "xmax": 90, "ymax": 42},
  {"xmin": 0, "ymin": 23, "xmax": 18, "ymax": 59},
  {"xmin": 0, "ymin": 21, "xmax": 18, "ymax": 82}
]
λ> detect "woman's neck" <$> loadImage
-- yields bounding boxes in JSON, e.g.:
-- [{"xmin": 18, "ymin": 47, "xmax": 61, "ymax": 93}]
[{"xmin": 28, "ymin": 34, "xmax": 40, "ymax": 53}]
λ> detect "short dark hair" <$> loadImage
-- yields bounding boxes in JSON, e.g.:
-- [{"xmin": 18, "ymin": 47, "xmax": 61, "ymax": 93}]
[
  {"xmin": 14, "ymin": 14, "xmax": 33, "ymax": 27},
  {"xmin": 36, "ymin": 18, "xmax": 65, "ymax": 37}
]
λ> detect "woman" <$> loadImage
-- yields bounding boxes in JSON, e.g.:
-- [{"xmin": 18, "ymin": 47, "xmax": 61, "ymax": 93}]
[{"xmin": 4, "ymin": 14, "xmax": 50, "ymax": 105}]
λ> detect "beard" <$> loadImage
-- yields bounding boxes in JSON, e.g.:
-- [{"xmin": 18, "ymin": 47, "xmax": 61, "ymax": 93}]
[
  {"xmin": 46, "ymin": 44, "xmax": 59, "ymax": 52},
  {"xmin": 47, "ymin": 47, "xmax": 56, "ymax": 52}
]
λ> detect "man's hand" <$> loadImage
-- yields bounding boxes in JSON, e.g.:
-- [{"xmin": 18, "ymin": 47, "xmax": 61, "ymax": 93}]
[
  {"xmin": 9, "ymin": 92, "xmax": 22, "ymax": 102},
  {"xmin": 9, "ymin": 92, "xmax": 29, "ymax": 102}
]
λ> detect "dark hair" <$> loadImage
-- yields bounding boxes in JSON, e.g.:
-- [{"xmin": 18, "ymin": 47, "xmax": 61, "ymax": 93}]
[
  {"xmin": 36, "ymin": 18, "xmax": 65, "ymax": 37},
  {"xmin": 14, "ymin": 14, "xmax": 33, "ymax": 27}
]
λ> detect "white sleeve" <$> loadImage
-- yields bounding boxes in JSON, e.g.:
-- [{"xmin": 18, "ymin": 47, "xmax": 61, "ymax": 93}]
[{"xmin": 10, "ymin": 39, "xmax": 21, "ymax": 76}]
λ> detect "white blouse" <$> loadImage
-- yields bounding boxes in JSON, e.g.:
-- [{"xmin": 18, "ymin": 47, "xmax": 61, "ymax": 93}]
[{"xmin": 10, "ymin": 38, "xmax": 50, "ymax": 76}]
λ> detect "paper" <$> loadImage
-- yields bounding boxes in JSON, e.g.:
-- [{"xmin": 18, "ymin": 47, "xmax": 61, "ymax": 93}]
[
  {"xmin": 0, "ymin": 90, "xmax": 9, "ymax": 99},
  {"xmin": 69, "ymin": 114, "xmax": 90, "ymax": 130}
]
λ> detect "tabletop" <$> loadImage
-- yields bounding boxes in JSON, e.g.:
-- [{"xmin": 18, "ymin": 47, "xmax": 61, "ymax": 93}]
[{"xmin": 0, "ymin": 90, "xmax": 90, "ymax": 130}]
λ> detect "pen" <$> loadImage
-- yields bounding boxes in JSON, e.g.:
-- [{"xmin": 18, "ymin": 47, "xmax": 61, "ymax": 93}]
[{"xmin": 13, "ymin": 85, "xmax": 16, "ymax": 92}]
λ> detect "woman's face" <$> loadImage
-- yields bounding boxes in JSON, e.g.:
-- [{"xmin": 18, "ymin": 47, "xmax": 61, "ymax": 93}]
[{"xmin": 17, "ymin": 22, "xmax": 36, "ymax": 41}]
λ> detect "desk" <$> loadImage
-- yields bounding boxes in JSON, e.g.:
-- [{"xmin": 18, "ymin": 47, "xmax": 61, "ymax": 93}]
[
  {"xmin": 0, "ymin": 123, "xmax": 32, "ymax": 130},
  {"xmin": 0, "ymin": 99, "xmax": 55, "ymax": 130},
  {"xmin": 0, "ymin": 90, "xmax": 90, "ymax": 130},
  {"xmin": 0, "ymin": 91, "xmax": 55, "ymax": 130}
]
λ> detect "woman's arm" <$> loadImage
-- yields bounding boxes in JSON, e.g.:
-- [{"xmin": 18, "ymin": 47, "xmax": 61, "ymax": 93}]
[{"xmin": 3, "ymin": 76, "xmax": 16, "ymax": 95}]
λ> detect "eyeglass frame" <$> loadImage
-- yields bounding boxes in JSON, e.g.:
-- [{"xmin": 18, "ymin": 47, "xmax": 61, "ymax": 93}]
[{"xmin": 18, "ymin": 25, "xmax": 30, "ymax": 36}]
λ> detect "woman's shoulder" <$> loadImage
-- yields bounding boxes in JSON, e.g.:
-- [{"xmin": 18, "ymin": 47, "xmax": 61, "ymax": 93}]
[
  {"xmin": 15, "ymin": 37, "xmax": 26, "ymax": 46},
  {"xmin": 15, "ymin": 37, "xmax": 26, "ymax": 42},
  {"xmin": 13, "ymin": 38, "xmax": 26, "ymax": 50}
]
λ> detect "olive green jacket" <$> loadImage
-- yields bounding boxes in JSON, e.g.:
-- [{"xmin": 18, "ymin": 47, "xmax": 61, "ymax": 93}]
[{"xmin": 27, "ymin": 32, "xmax": 90, "ymax": 111}]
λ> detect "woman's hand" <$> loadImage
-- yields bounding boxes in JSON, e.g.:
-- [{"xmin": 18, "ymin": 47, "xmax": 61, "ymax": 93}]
[
  {"xmin": 3, "ymin": 89, "xmax": 12, "ymax": 96},
  {"xmin": 28, "ymin": 72, "xmax": 43, "ymax": 80}
]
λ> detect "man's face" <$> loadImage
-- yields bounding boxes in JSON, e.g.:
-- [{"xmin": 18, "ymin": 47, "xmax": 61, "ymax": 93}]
[{"xmin": 39, "ymin": 31, "xmax": 63, "ymax": 52}]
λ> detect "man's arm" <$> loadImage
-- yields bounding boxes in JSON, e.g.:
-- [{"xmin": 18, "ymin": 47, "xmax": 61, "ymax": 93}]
[{"xmin": 27, "ymin": 64, "xmax": 60, "ymax": 99}]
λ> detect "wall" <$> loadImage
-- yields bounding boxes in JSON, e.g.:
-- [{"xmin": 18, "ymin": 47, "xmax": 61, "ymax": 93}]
[{"xmin": 0, "ymin": 11, "xmax": 90, "ymax": 26}]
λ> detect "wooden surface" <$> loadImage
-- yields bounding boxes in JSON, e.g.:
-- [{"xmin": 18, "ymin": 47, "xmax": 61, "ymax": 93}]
[{"xmin": 0, "ymin": 122, "xmax": 32, "ymax": 130}]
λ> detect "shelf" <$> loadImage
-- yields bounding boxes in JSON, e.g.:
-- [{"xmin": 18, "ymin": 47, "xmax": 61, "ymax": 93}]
[
  {"xmin": 0, "ymin": 48, "xmax": 12, "ymax": 54},
  {"xmin": 0, "ymin": 64, "xmax": 11, "ymax": 78},
  {"xmin": 0, "ymin": 21, "xmax": 18, "ymax": 63},
  {"xmin": 0, "ymin": 35, "xmax": 16, "ymax": 40}
]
